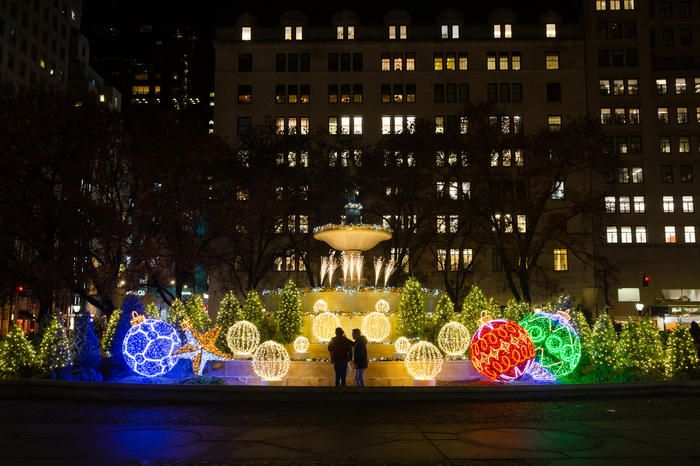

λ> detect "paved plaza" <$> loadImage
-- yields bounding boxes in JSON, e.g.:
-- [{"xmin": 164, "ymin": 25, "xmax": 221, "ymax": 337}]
[{"xmin": 1, "ymin": 393, "xmax": 700, "ymax": 465}]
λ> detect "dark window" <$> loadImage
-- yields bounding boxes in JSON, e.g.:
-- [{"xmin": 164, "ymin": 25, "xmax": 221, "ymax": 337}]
[
  {"xmin": 629, "ymin": 136, "xmax": 642, "ymax": 153},
  {"xmin": 499, "ymin": 83, "xmax": 510, "ymax": 102},
  {"xmin": 680, "ymin": 29, "xmax": 692, "ymax": 46},
  {"xmin": 661, "ymin": 165, "xmax": 674, "ymax": 183},
  {"xmin": 511, "ymin": 83, "xmax": 522, "ymax": 102},
  {"xmin": 328, "ymin": 84, "xmax": 338, "ymax": 103},
  {"xmin": 597, "ymin": 22, "xmax": 608, "ymax": 39},
  {"xmin": 598, "ymin": 50, "xmax": 610, "ymax": 67},
  {"xmin": 623, "ymin": 22, "xmax": 636, "ymax": 39},
  {"xmin": 681, "ymin": 165, "xmax": 693, "ymax": 183},
  {"xmin": 341, "ymin": 84, "xmax": 351, "ymax": 103},
  {"xmin": 382, "ymin": 84, "xmax": 391, "ymax": 103},
  {"xmin": 487, "ymin": 83, "xmax": 498, "ymax": 102},
  {"xmin": 458, "ymin": 83, "xmax": 469, "ymax": 102},
  {"xmin": 328, "ymin": 53, "xmax": 338, "ymax": 71},
  {"xmin": 276, "ymin": 53, "xmax": 286, "ymax": 72},
  {"xmin": 611, "ymin": 50, "xmax": 624, "ymax": 67},
  {"xmin": 609, "ymin": 22, "xmax": 622, "ymax": 39},
  {"xmin": 679, "ymin": 1, "xmax": 691, "ymax": 18},
  {"xmin": 340, "ymin": 53, "xmax": 351, "ymax": 71},
  {"xmin": 353, "ymin": 53, "xmax": 363, "ymax": 71},
  {"xmin": 446, "ymin": 84, "xmax": 457, "ymax": 102},
  {"xmin": 662, "ymin": 30, "xmax": 674, "ymax": 47},
  {"xmin": 276, "ymin": 84, "xmax": 286, "ymax": 103},
  {"xmin": 660, "ymin": 1, "xmax": 672, "ymax": 19},
  {"xmin": 626, "ymin": 49, "xmax": 638, "ymax": 66},
  {"xmin": 547, "ymin": 82, "xmax": 561, "ymax": 102},
  {"xmin": 288, "ymin": 54, "xmax": 299, "ymax": 72},
  {"xmin": 239, "ymin": 53, "xmax": 252, "ymax": 72},
  {"xmin": 287, "ymin": 85, "xmax": 298, "ymax": 104},
  {"xmin": 237, "ymin": 85, "xmax": 252, "ymax": 104},
  {"xmin": 406, "ymin": 84, "xmax": 415, "ymax": 102},
  {"xmin": 434, "ymin": 84, "xmax": 444, "ymax": 103},
  {"xmin": 300, "ymin": 85, "xmax": 310, "ymax": 103},
  {"xmin": 300, "ymin": 54, "xmax": 310, "ymax": 71},
  {"xmin": 237, "ymin": 117, "xmax": 251, "ymax": 136}
]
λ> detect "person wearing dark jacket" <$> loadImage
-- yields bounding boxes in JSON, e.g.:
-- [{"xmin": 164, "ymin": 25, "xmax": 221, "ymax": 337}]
[
  {"xmin": 352, "ymin": 328, "xmax": 368, "ymax": 387},
  {"xmin": 328, "ymin": 327, "xmax": 353, "ymax": 386}
]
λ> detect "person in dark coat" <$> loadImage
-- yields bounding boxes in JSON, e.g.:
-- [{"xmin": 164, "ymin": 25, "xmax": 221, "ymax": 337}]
[
  {"xmin": 352, "ymin": 328, "xmax": 368, "ymax": 387},
  {"xmin": 328, "ymin": 327, "xmax": 353, "ymax": 386}
]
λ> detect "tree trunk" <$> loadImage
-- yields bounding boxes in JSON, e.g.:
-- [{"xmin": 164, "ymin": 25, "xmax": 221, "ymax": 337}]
[{"xmin": 38, "ymin": 297, "xmax": 53, "ymax": 328}]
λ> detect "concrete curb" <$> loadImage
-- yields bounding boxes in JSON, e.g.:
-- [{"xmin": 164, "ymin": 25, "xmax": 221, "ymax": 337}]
[{"xmin": 2, "ymin": 379, "xmax": 700, "ymax": 403}]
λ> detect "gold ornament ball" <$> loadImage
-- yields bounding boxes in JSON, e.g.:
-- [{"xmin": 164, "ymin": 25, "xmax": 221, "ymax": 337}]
[
  {"xmin": 293, "ymin": 336, "xmax": 310, "ymax": 353},
  {"xmin": 252, "ymin": 340, "xmax": 290, "ymax": 381},
  {"xmin": 375, "ymin": 299, "xmax": 391, "ymax": 313},
  {"xmin": 313, "ymin": 299, "xmax": 329, "ymax": 313},
  {"xmin": 404, "ymin": 341, "xmax": 444, "ymax": 380},
  {"xmin": 226, "ymin": 320, "xmax": 260, "ymax": 356},
  {"xmin": 437, "ymin": 321, "xmax": 470, "ymax": 356},
  {"xmin": 394, "ymin": 336, "xmax": 412, "ymax": 354},
  {"xmin": 312, "ymin": 312, "xmax": 341, "ymax": 343},
  {"xmin": 361, "ymin": 311, "xmax": 392, "ymax": 343}
]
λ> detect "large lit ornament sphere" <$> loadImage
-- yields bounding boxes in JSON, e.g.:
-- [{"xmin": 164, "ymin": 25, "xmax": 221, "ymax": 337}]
[
  {"xmin": 394, "ymin": 336, "xmax": 412, "ymax": 354},
  {"xmin": 226, "ymin": 320, "xmax": 260, "ymax": 356},
  {"xmin": 122, "ymin": 317, "xmax": 181, "ymax": 377},
  {"xmin": 252, "ymin": 340, "xmax": 290, "ymax": 381},
  {"xmin": 470, "ymin": 319, "xmax": 535, "ymax": 382},
  {"xmin": 375, "ymin": 299, "xmax": 391, "ymax": 313},
  {"xmin": 293, "ymin": 335, "xmax": 310, "ymax": 353},
  {"xmin": 438, "ymin": 321, "xmax": 470, "ymax": 356},
  {"xmin": 404, "ymin": 341, "xmax": 444, "ymax": 380},
  {"xmin": 313, "ymin": 299, "xmax": 329, "ymax": 313},
  {"xmin": 361, "ymin": 311, "xmax": 392, "ymax": 343},
  {"xmin": 312, "ymin": 312, "xmax": 341, "ymax": 343},
  {"xmin": 518, "ymin": 311, "xmax": 581, "ymax": 380}
]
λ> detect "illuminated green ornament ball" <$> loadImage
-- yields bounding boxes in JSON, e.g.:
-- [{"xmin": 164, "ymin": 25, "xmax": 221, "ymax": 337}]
[{"xmin": 518, "ymin": 311, "xmax": 581, "ymax": 380}]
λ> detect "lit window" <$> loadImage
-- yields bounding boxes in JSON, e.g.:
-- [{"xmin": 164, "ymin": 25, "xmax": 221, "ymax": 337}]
[
  {"xmin": 437, "ymin": 249, "xmax": 447, "ymax": 271},
  {"xmin": 679, "ymin": 137, "xmax": 690, "ymax": 153},
  {"xmin": 658, "ymin": 107, "xmax": 669, "ymax": 124},
  {"xmin": 605, "ymin": 196, "xmax": 616, "ymax": 213},
  {"xmin": 601, "ymin": 108, "xmax": 612, "ymax": 125},
  {"xmin": 382, "ymin": 116, "xmax": 391, "ymax": 134},
  {"xmin": 348, "ymin": 26, "xmax": 355, "ymax": 40},
  {"xmin": 546, "ymin": 24, "xmax": 556, "ymax": 38},
  {"xmin": 434, "ymin": 116, "xmax": 444, "ymax": 134},
  {"xmin": 684, "ymin": 226, "xmax": 696, "ymax": 243},
  {"xmin": 99, "ymin": 94, "xmax": 105, "ymax": 103},
  {"xmin": 504, "ymin": 24, "xmax": 512, "ymax": 38},
  {"xmin": 517, "ymin": 215, "xmax": 527, "ymax": 233},
  {"xmin": 242, "ymin": 27, "xmax": 252, "ymax": 41},
  {"xmin": 620, "ymin": 226, "xmax": 633, "ymax": 243},
  {"xmin": 676, "ymin": 78, "xmax": 687, "ymax": 95},
  {"xmin": 656, "ymin": 79, "xmax": 668, "ymax": 95},
  {"xmin": 548, "ymin": 115, "xmax": 562, "ymax": 132},
  {"xmin": 665, "ymin": 226, "xmax": 677, "ymax": 243},
  {"xmin": 458, "ymin": 53, "xmax": 469, "ymax": 70},
  {"xmin": 400, "ymin": 25, "xmax": 407, "ymax": 39},
  {"xmin": 631, "ymin": 167, "xmax": 644, "ymax": 183},
  {"xmin": 634, "ymin": 196, "xmax": 646, "ymax": 213},
  {"xmin": 546, "ymin": 52, "xmax": 559, "ymax": 70},
  {"xmin": 635, "ymin": 226, "xmax": 647, "ymax": 243},
  {"xmin": 552, "ymin": 181, "xmax": 565, "ymax": 199},
  {"xmin": 619, "ymin": 196, "xmax": 630, "ymax": 213},
  {"xmin": 610, "ymin": 0, "xmax": 621, "ymax": 10},
  {"xmin": 553, "ymin": 249, "xmax": 568, "ymax": 271},
  {"xmin": 132, "ymin": 85, "xmax": 149, "ymax": 95},
  {"xmin": 682, "ymin": 196, "xmax": 694, "ymax": 213},
  {"xmin": 663, "ymin": 196, "xmax": 675, "ymax": 213},
  {"xmin": 284, "ymin": 26, "xmax": 303, "ymax": 41},
  {"xmin": 677, "ymin": 108, "xmax": 688, "ymax": 124},
  {"xmin": 285, "ymin": 26, "xmax": 292, "ymax": 40},
  {"xmin": 596, "ymin": 0, "xmax": 607, "ymax": 10},
  {"xmin": 441, "ymin": 25, "xmax": 449, "ymax": 39},
  {"xmin": 606, "ymin": 226, "xmax": 618, "ymax": 243},
  {"xmin": 487, "ymin": 53, "xmax": 496, "ymax": 70},
  {"xmin": 493, "ymin": 24, "xmax": 501, "ymax": 39}
]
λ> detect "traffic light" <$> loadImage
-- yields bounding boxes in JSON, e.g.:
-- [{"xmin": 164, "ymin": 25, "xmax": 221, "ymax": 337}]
[
  {"xmin": 642, "ymin": 274, "xmax": 650, "ymax": 287},
  {"xmin": 16, "ymin": 284, "xmax": 25, "ymax": 293}
]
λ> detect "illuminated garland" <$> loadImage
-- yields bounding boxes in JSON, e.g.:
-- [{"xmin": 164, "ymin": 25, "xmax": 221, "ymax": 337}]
[
  {"xmin": 590, "ymin": 313, "xmax": 617, "ymax": 369},
  {"xmin": 518, "ymin": 311, "xmax": 581, "ymax": 380},
  {"xmin": 252, "ymin": 340, "xmax": 290, "ymax": 381},
  {"xmin": 0, "ymin": 324, "xmax": 37, "ymax": 377},
  {"xmin": 122, "ymin": 313, "xmax": 181, "ymax": 377},
  {"xmin": 313, "ymin": 223, "xmax": 393, "ymax": 234},
  {"xmin": 404, "ymin": 341, "xmax": 443, "ymax": 380},
  {"xmin": 469, "ymin": 317, "xmax": 535, "ymax": 382},
  {"xmin": 614, "ymin": 319, "xmax": 664, "ymax": 378},
  {"xmin": 226, "ymin": 320, "xmax": 260, "ymax": 356},
  {"xmin": 437, "ymin": 321, "xmax": 470, "ymax": 356},
  {"xmin": 100, "ymin": 309, "xmax": 122, "ymax": 357},
  {"xmin": 361, "ymin": 312, "xmax": 392, "ymax": 343},
  {"xmin": 38, "ymin": 316, "xmax": 72, "ymax": 373}
]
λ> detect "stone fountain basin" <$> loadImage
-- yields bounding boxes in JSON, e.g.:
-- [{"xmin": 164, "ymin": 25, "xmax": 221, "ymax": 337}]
[{"xmin": 313, "ymin": 226, "xmax": 392, "ymax": 252}]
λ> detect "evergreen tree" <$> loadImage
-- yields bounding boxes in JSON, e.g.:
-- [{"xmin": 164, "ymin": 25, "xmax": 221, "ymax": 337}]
[
  {"xmin": 502, "ymin": 299, "xmax": 532, "ymax": 322},
  {"xmin": 664, "ymin": 326, "xmax": 700, "ymax": 380},
  {"xmin": 71, "ymin": 311, "xmax": 103, "ymax": 381},
  {"xmin": 590, "ymin": 312, "xmax": 617, "ymax": 370},
  {"xmin": 144, "ymin": 303, "xmax": 161, "ymax": 319},
  {"xmin": 458, "ymin": 285, "xmax": 498, "ymax": 334},
  {"xmin": 100, "ymin": 309, "xmax": 122, "ymax": 357},
  {"xmin": 240, "ymin": 291, "xmax": 265, "ymax": 327},
  {"xmin": 0, "ymin": 324, "xmax": 37, "ymax": 379},
  {"xmin": 615, "ymin": 319, "xmax": 664, "ymax": 380},
  {"xmin": 277, "ymin": 280, "xmax": 302, "ymax": 344},
  {"xmin": 571, "ymin": 310, "xmax": 593, "ymax": 356},
  {"xmin": 184, "ymin": 294, "xmax": 212, "ymax": 331},
  {"xmin": 38, "ymin": 316, "xmax": 72, "ymax": 377},
  {"xmin": 167, "ymin": 298, "xmax": 187, "ymax": 328},
  {"xmin": 109, "ymin": 295, "xmax": 146, "ymax": 375},
  {"xmin": 215, "ymin": 291, "xmax": 241, "ymax": 352},
  {"xmin": 432, "ymin": 292, "xmax": 454, "ymax": 329},
  {"xmin": 398, "ymin": 277, "xmax": 427, "ymax": 338}
]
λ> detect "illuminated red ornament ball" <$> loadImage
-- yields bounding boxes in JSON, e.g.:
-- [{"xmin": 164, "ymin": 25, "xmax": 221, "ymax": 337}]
[{"xmin": 469, "ymin": 318, "xmax": 535, "ymax": 382}]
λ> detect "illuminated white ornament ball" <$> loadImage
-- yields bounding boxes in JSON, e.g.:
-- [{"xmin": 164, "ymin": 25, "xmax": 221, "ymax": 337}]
[
  {"xmin": 252, "ymin": 340, "xmax": 290, "ymax": 381},
  {"xmin": 404, "ymin": 341, "xmax": 444, "ymax": 380},
  {"xmin": 394, "ymin": 336, "xmax": 412, "ymax": 354},
  {"xmin": 375, "ymin": 299, "xmax": 391, "ymax": 313},
  {"xmin": 312, "ymin": 311, "xmax": 341, "ymax": 343},
  {"xmin": 361, "ymin": 311, "xmax": 392, "ymax": 343},
  {"xmin": 226, "ymin": 320, "xmax": 260, "ymax": 356},
  {"xmin": 313, "ymin": 299, "xmax": 329, "ymax": 313},
  {"xmin": 293, "ymin": 335, "xmax": 310, "ymax": 353},
  {"xmin": 437, "ymin": 321, "xmax": 471, "ymax": 356}
]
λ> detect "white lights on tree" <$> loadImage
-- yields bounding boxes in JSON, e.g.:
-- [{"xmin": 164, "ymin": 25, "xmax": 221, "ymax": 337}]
[
  {"xmin": 312, "ymin": 312, "xmax": 341, "ymax": 343},
  {"xmin": 375, "ymin": 299, "xmax": 391, "ymax": 313},
  {"xmin": 404, "ymin": 341, "xmax": 444, "ymax": 380},
  {"xmin": 361, "ymin": 312, "xmax": 391, "ymax": 343},
  {"xmin": 437, "ymin": 321, "xmax": 470, "ymax": 356},
  {"xmin": 312, "ymin": 299, "xmax": 329, "ymax": 313},
  {"xmin": 394, "ymin": 336, "xmax": 412, "ymax": 354},
  {"xmin": 293, "ymin": 335, "xmax": 310, "ymax": 353},
  {"xmin": 252, "ymin": 340, "xmax": 290, "ymax": 381},
  {"xmin": 226, "ymin": 320, "xmax": 260, "ymax": 356}
]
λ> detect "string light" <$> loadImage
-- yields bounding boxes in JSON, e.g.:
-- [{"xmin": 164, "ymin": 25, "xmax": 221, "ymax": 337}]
[
  {"xmin": 253, "ymin": 340, "xmax": 290, "ymax": 381},
  {"xmin": 312, "ymin": 299, "xmax": 329, "ymax": 313},
  {"xmin": 312, "ymin": 312, "xmax": 341, "ymax": 343},
  {"xmin": 293, "ymin": 336, "xmax": 310, "ymax": 353},
  {"xmin": 226, "ymin": 320, "xmax": 260, "ymax": 356},
  {"xmin": 437, "ymin": 321, "xmax": 470, "ymax": 356},
  {"xmin": 361, "ymin": 312, "xmax": 391, "ymax": 343},
  {"xmin": 519, "ymin": 311, "xmax": 581, "ymax": 380},
  {"xmin": 394, "ymin": 336, "xmax": 411, "ymax": 354},
  {"xmin": 375, "ymin": 299, "xmax": 391, "ymax": 313},
  {"xmin": 404, "ymin": 341, "xmax": 443, "ymax": 380},
  {"xmin": 470, "ymin": 318, "xmax": 535, "ymax": 382},
  {"xmin": 122, "ymin": 313, "xmax": 181, "ymax": 377}
]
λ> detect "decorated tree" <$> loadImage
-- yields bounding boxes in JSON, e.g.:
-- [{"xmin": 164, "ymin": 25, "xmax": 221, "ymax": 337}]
[
  {"xmin": 590, "ymin": 312, "xmax": 617, "ymax": 371},
  {"xmin": 167, "ymin": 298, "xmax": 187, "ymax": 328},
  {"xmin": 398, "ymin": 277, "xmax": 427, "ymax": 338},
  {"xmin": 0, "ymin": 324, "xmax": 37, "ymax": 379},
  {"xmin": 432, "ymin": 292, "xmax": 454, "ymax": 331},
  {"xmin": 615, "ymin": 319, "xmax": 664, "ymax": 380},
  {"xmin": 184, "ymin": 294, "xmax": 211, "ymax": 331},
  {"xmin": 38, "ymin": 316, "xmax": 72, "ymax": 378},
  {"xmin": 100, "ymin": 308, "xmax": 122, "ymax": 357},
  {"xmin": 71, "ymin": 311, "xmax": 102, "ymax": 381},
  {"xmin": 216, "ymin": 291, "xmax": 241, "ymax": 352},
  {"xmin": 571, "ymin": 311, "xmax": 593, "ymax": 357},
  {"xmin": 458, "ymin": 285, "xmax": 499, "ymax": 334},
  {"xmin": 277, "ymin": 280, "xmax": 302, "ymax": 344},
  {"xmin": 664, "ymin": 326, "xmax": 699, "ymax": 380},
  {"xmin": 144, "ymin": 303, "xmax": 161, "ymax": 319},
  {"xmin": 502, "ymin": 299, "xmax": 532, "ymax": 322},
  {"xmin": 240, "ymin": 291, "xmax": 265, "ymax": 327}
]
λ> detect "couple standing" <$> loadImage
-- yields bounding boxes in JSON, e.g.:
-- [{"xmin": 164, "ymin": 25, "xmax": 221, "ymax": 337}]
[{"xmin": 327, "ymin": 327, "xmax": 367, "ymax": 387}]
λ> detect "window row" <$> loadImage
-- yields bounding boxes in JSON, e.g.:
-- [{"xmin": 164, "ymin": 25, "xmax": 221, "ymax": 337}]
[
  {"xmin": 657, "ymin": 107, "xmax": 700, "ymax": 124},
  {"xmin": 605, "ymin": 195, "xmax": 694, "ymax": 214},
  {"xmin": 606, "ymin": 225, "xmax": 696, "ymax": 244},
  {"xmin": 656, "ymin": 78, "xmax": 700, "ymax": 95},
  {"xmin": 661, "ymin": 165, "xmax": 694, "ymax": 184},
  {"xmin": 595, "ymin": 1, "xmax": 636, "ymax": 12},
  {"xmin": 598, "ymin": 49, "xmax": 638, "ymax": 67},
  {"xmin": 659, "ymin": 136, "xmax": 699, "ymax": 154},
  {"xmin": 487, "ymin": 83, "xmax": 524, "ymax": 103},
  {"xmin": 596, "ymin": 21, "xmax": 636, "ymax": 40},
  {"xmin": 381, "ymin": 84, "xmax": 416, "ymax": 103},
  {"xmin": 433, "ymin": 52, "xmax": 469, "ymax": 71},
  {"xmin": 599, "ymin": 78, "xmax": 638, "ymax": 96},
  {"xmin": 434, "ymin": 83, "xmax": 469, "ymax": 103},
  {"xmin": 328, "ymin": 116, "xmax": 363, "ymax": 135},
  {"xmin": 273, "ymin": 252, "xmax": 307, "ymax": 272},
  {"xmin": 603, "ymin": 136, "xmax": 642, "ymax": 155},
  {"xmin": 434, "ymin": 115, "xmax": 469, "ymax": 134},
  {"xmin": 600, "ymin": 107, "xmax": 640, "ymax": 125},
  {"xmin": 328, "ymin": 84, "xmax": 363, "ymax": 103},
  {"xmin": 437, "ymin": 249, "xmax": 473, "ymax": 271},
  {"xmin": 436, "ymin": 181, "xmax": 471, "ymax": 199},
  {"xmin": 328, "ymin": 53, "xmax": 363, "ymax": 71},
  {"xmin": 274, "ymin": 215, "xmax": 309, "ymax": 233}
]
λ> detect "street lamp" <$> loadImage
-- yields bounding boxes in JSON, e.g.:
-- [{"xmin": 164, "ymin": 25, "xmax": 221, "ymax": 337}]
[{"xmin": 635, "ymin": 303, "xmax": 644, "ymax": 317}]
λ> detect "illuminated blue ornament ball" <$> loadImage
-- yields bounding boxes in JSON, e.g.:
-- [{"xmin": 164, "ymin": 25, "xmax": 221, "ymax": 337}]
[{"xmin": 122, "ymin": 318, "xmax": 181, "ymax": 377}]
